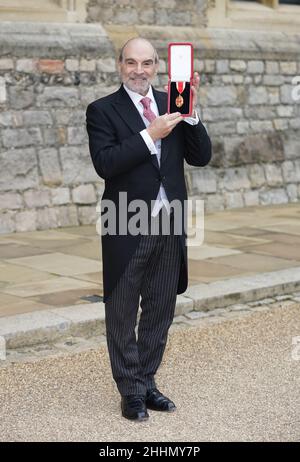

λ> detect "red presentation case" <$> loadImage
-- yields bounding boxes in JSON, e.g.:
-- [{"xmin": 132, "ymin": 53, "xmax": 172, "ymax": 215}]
[{"xmin": 167, "ymin": 42, "xmax": 194, "ymax": 117}]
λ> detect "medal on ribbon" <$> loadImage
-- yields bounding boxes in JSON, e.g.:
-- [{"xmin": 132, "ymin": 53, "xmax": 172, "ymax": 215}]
[{"xmin": 175, "ymin": 81, "xmax": 185, "ymax": 108}]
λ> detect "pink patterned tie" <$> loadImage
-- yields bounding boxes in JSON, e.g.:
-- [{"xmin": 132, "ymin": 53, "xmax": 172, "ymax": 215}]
[{"xmin": 140, "ymin": 96, "xmax": 157, "ymax": 123}]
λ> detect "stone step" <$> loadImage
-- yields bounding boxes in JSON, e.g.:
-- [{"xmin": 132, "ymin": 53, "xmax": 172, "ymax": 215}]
[
  {"xmin": 183, "ymin": 266, "xmax": 300, "ymax": 312},
  {"xmin": 0, "ymin": 266, "xmax": 300, "ymax": 352}
]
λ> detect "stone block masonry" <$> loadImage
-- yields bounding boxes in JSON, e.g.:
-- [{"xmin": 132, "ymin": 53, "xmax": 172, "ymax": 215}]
[
  {"xmin": 0, "ymin": 22, "xmax": 299, "ymax": 233},
  {"xmin": 86, "ymin": 0, "xmax": 208, "ymax": 27}
]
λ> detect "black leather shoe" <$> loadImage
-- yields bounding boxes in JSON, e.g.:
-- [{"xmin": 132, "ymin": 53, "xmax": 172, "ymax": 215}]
[
  {"xmin": 145, "ymin": 388, "xmax": 176, "ymax": 412},
  {"xmin": 121, "ymin": 394, "xmax": 149, "ymax": 421}
]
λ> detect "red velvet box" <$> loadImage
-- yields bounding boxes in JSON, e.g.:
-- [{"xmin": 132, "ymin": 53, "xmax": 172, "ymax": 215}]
[{"xmin": 167, "ymin": 42, "xmax": 194, "ymax": 117}]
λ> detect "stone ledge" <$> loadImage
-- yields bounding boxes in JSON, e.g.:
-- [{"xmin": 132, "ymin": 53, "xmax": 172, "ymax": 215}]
[
  {"xmin": 1, "ymin": 266, "xmax": 300, "ymax": 350},
  {"xmin": 0, "ymin": 22, "xmax": 114, "ymax": 58},
  {"xmin": 105, "ymin": 25, "xmax": 300, "ymax": 60},
  {"xmin": 185, "ymin": 266, "xmax": 300, "ymax": 311},
  {"xmin": 0, "ymin": 303, "xmax": 106, "ymax": 349},
  {"xmin": 0, "ymin": 22, "xmax": 299, "ymax": 60}
]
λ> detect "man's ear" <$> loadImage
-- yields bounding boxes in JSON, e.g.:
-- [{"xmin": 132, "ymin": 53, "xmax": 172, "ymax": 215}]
[{"xmin": 116, "ymin": 58, "xmax": 121, "ymax": 75}]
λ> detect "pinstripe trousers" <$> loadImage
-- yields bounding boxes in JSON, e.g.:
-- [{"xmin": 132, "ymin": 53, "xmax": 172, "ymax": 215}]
[{"xmin": 104, "ymin": 208, "xmax": 182, "ymax": 396}]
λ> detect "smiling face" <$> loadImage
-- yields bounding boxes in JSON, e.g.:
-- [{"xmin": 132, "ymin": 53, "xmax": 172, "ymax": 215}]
[{"xmin": 118, "ymin": 38, "xmax": 159, "ymax": 96}]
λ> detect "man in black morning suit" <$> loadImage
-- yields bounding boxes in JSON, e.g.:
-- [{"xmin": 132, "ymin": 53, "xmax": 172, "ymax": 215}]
[{"xmin": 86, "ymin": 38, "xmax": 212, "ymax": 421}]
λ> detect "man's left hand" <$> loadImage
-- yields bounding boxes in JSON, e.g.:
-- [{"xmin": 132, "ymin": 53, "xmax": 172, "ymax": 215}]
[{"xmin": 191, "ymin": 71, "xmax": 200, "ymax": 116}]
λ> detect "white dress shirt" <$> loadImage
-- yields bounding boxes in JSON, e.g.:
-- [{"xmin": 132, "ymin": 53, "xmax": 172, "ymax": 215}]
[{"xmin": 123, "ymin": 83, "xmax": 199, "ymax": 217}]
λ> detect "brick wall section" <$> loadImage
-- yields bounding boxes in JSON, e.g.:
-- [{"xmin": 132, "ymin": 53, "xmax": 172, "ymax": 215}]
[{"xmin": 0, "ymin": 23, "xmax": 299, "ymax": 233}]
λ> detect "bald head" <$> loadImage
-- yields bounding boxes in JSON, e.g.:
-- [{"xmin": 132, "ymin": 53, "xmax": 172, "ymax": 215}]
[
  {"xmin": 117, "ymin": 37, "xmax": 159, "ymax": 96},
  {"xmin": 118, "ymin": 37, "xmax": 159, "ymax": 64}
]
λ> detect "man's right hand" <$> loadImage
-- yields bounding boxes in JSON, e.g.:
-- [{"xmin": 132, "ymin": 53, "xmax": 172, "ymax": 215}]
[{"xmin": 146, "ymin": 112, "xmax": 183, "ymax": 142}]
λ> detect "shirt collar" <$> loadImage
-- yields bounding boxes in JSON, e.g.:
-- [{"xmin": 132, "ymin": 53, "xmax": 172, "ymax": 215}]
[{"xmin": 123, "ymin": 83, "xmax": 154, "ymax": 106}]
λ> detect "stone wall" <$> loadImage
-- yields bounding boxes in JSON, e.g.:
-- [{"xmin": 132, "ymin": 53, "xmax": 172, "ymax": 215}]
[
  {"xmin": 0, "ymin": 23, "xmax": 114, "ymax": 233},
  {"xmin": 86, "ymin": 0, "xmax": 208, "ymax": 27},
  {"xmin": 194, "ymin": 55, "xmax": 300, "ymax": 211},
  {"xmin": 0, "ymin": 22, "xmax": 299, "ymax": 233}
]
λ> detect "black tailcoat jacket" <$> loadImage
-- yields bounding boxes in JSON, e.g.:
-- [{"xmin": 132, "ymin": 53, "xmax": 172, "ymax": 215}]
[{"xmin": 86, "ymin": 84, "xmax": 212, "ymax": 303}]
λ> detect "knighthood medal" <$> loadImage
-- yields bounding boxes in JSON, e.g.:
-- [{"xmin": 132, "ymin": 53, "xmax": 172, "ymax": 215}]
[{"xmin": 175, "ymin": 81, "xmax": 185, "ymax": 108}]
